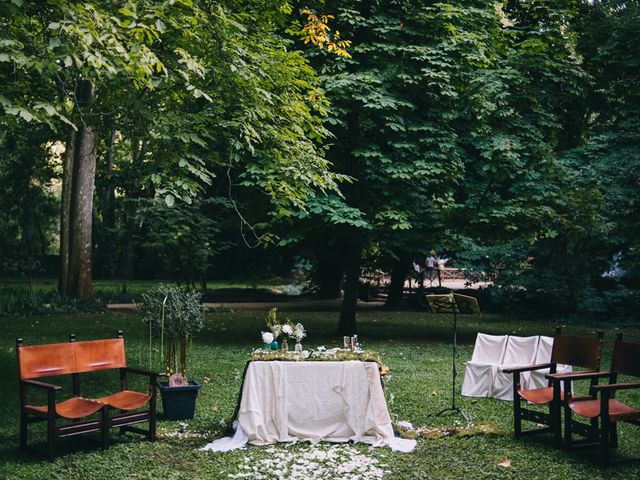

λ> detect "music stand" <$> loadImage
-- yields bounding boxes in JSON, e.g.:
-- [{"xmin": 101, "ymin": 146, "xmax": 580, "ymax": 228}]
[{"xmin": 426, "ymin": 293, "xmax": 480, "ymax": 422}]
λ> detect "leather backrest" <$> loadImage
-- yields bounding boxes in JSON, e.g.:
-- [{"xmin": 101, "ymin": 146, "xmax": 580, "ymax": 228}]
[
  {"xmin": 18, "ymin": 342, "xmax": 77, "ymax": 379},
  {"xmin": 611, "ymin": 340, "xmax": 640, "ymax": 377},
  {"xmin": 74, "ymin": 339, "xmax": 126, "ymax": 373},
  {"xmin": 551, "ymin": 334, "xmax": 602, "ymax": 370},
  {"xmin": 17, "ymin": 338, "xmax": 126, "ymax": 379}
]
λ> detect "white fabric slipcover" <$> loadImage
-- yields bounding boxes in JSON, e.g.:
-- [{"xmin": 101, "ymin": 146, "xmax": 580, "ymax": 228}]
[
  {"xmin": 491, "ymin": 336, "xmax": 539, "ymax": 401},
  {"xmin": 525, "ymin": 336, "xmax": 572, "ymax": 390},
  {"xmin": 461, "ymin": 333, "xmax": 508, "ymax": 398},
  {"xmin": 202, "ymin": 361, "xmax": 415, "ymax": 453}
]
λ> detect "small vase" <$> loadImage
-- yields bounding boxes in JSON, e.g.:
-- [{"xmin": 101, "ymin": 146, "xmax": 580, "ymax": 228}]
[
  {"xmin": 263, "ymin": 343, "xmax": 272, "ymax": 350},
  {"xmin": 281, "ymin": 338, "xmax": 289, "ymax": 352},
  {"xmin": 295, "ymin": 342, "xmax": 303, "ymax": 353},
  {"xmin": 270, "ymin": 340, "xmax": 279, "ymax": 351}
]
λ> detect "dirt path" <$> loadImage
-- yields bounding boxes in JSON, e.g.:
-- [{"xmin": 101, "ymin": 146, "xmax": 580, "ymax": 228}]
[{"xmin": 107, "ymin": 298, "xmax": 386, "ymax": 312}]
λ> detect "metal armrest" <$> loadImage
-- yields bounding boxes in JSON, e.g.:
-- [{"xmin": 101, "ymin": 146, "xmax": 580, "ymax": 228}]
[
  {"xmin": 545, "ymin": 370, "xmax": 601, "ymax": 381},
  {"xmin": 593, "ymin": 382, "xmax": 640, "ymax": 393},
  {"xmin": 21, "ymin": 379, "xmax": 62, "ymax": 391},
  {"xmin": 503, "ymin": 363, "xmax": 552, "ymax": 374}
]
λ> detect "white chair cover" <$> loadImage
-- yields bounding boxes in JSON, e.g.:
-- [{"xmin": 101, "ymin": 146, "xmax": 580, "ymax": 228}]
[
  {"xmin": 492, "ymin": 336, "xmax": 539, "ymax": 400},
  {"xmin": 526, "ymin": 336, "xmax": 572, "ymax": 390},
  {"xmin": 461, "ymin": 333, "xmax": 508, "ymax": 398}
]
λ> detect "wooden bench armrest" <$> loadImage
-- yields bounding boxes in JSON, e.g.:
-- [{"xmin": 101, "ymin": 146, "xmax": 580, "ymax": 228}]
[
  {"xmin": 593, "ymin": 382, "xmax": 640, "ymax": 393},
  {"xmin": 545, "ymin": 370, "xmax": 602, "ymax": 381},
  {"xmin": 123, "ymin": 367, "xmax": 162, "ymax": 378},
  {"xmin": 503, "ymin": 363, "xmax": 552, "ymax": 374},
  {"xmin": 21, "ymin": 378, "xmax": 62, "ymax": 391}
]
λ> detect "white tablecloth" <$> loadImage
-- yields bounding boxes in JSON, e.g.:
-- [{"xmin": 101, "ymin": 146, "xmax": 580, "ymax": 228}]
[{"xmin": 202, "ymin": 360, "xmax": 415, "ymax": 452}]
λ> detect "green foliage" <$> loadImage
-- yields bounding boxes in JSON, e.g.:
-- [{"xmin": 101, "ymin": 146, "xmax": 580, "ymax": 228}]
[
  {"xmin": 0, "ymin": 287, "xmax": 101, "ymax": 316},
  {"xmin": 141, "ymin": 283, "xmax": 206, "ymax": 376},
  {"xmin": 0, "ymin": 124, "xmax": 58, "ymax": 279},
  {"xmin": 136, "ymin": 198, "xmax": 231, "ymax": 286}
]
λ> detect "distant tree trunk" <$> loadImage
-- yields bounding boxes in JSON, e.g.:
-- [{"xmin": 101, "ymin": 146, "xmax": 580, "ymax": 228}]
[
  {"xmin": 95, "ymin": 128, "xmax": 117, "ymax": 278},
  {"xmin": 337, "ymin": 237, "xmax": 362, "ymax": 336},
  {"xmin": 59, "ymin": 127, "xmax": 76, "ymax": 295},
  {"xmin": 315, "ymin": 246, "xmax": 344, "ymax": 299},
  {"xmin": 118, "ymin": 140, "xmax": 147, "ymax": 279},
  {"xmin": 60, "ymin": 80, "xmax": 97, "ymax": 300},
  {"xmin": 564, "ymin": 238, "xmax": 578, "ymax": 313},
  {"xmin": 386, "ymin": 251, "xmax": 412, "ymax": 308}
]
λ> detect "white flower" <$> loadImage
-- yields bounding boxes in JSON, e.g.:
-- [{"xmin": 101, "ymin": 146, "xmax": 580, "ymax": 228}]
[
  {"xmin": 282, "ymin": 324, "xmax": 293, "ymax": 335},
  {"xmin": 294, "ymin": 323, "xmax": 306, "ymax": 340},
  {"xmin": 270, "ymin": 324, "xmax": 282, "ymax": 338},
  {"xmin": 261, "ymin": 331, "xmax": 274, "ymax": 344}
]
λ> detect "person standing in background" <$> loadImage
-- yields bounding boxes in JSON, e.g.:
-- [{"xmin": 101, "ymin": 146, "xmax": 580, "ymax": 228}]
[
  {"xmin": 436, "ymin": 254, "xmax": 449, "ymax": 286},
  {"xmin": 425, "ymin": 250, "xmax": 437, "ymax": 285}
]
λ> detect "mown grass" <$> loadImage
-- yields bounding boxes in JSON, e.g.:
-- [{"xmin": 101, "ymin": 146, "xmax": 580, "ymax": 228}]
[{"xmin": 1, "ymin": 309, "xmax": 639, "ymax": 479}]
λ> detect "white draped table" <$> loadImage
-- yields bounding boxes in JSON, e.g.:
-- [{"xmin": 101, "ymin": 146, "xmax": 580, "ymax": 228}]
[{"xmin": 202, "ymin": 360, "xmax": 415, "ymax": 452}]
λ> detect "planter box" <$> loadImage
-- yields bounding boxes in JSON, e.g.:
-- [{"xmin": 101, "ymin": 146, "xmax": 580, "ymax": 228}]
[{"xmin": 158, "ymin": 380, "xmax": 201, "ymax": 420}]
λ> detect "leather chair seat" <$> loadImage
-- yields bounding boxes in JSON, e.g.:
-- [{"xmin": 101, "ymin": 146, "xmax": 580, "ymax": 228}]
[
  {"xmin": 518, "ymin": 386, "xmax": 565, "ymax": 404},
  {"xmin": 569, "ymin": 398, "xmax": 640, "ymax": 421},
  {"xmin": 98, "ymin": 390, "xmax": 151, "ymax": 411},
  {"xmin": 25, "ymin": 397, "xmax": 104, "ymax": 419}
]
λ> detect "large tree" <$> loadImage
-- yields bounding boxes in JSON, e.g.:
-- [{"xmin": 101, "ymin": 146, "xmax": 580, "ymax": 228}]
[
  {"xmin": 1, "ymin": 0, "xmax": 342, "ymax": 298},
  {"xmin": 296, "ymin": 1, "xmax": 571, "ymax": 334}
]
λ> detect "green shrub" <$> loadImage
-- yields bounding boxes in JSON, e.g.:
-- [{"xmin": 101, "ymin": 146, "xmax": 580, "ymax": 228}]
[
  {"xmin": 0, "ymin": 287, "xmax": 102, "ymax": 316},
  {"xmin": 141, "ymin": 283, "xmax": 205, "ymax": 377}
]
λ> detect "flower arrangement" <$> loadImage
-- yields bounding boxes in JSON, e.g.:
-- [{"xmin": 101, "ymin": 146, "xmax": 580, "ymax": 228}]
[
  {"xmin": 250, "ymin": 347, "xmax": 388, "ymax": 374},
  {"xmin": 264, "ymin": 307, "xmax": 304, "ymax": 352}
]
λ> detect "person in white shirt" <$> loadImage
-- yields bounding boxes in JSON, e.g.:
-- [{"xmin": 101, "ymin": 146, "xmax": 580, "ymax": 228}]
[
  {"xmin": 436, "ymin": 255, "xmax": 449, "ymax": 286},
  {"xmin": 425, "ymin": 250, "xmax": 437, "ymax": 285}
]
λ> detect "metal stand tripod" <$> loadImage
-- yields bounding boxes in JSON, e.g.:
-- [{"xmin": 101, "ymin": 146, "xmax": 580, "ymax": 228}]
[{"xmin": 434, "ymin": 308, "xmax": 469, "ymax": 422}]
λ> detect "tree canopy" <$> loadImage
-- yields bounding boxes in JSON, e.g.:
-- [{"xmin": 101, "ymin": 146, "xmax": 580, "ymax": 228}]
[{"xmin": 1, "ymin": 0, "xmax": 638, "ymax": 327}]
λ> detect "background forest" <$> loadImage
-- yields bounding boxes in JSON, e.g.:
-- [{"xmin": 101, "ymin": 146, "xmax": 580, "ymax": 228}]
[{"xmin": 1, "ymin": 0, "xmax": 639, "ymax": 329}]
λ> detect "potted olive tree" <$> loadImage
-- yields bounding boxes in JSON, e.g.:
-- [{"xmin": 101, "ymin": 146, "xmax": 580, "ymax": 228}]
[{"xmin": 142, "ymin": 283, "xmax": 205, "ymax": 420}]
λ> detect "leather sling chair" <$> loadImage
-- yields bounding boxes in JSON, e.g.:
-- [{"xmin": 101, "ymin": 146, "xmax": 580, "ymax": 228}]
[
  {"xmin": 503, "ymin": 327, "xmax": 603, "ymax": 448},
  {"xmin": 554, "ymin": 332, "xmax": 640, "ymax": 464},
  {"xmin": 17, "ymin": 331, "xmax": 158, "ymax": 461}
]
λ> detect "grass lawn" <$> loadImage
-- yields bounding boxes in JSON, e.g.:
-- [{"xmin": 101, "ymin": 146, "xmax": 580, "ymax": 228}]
[{"xmin": 1, "ymin": 309, "xmax": 639, "ymax": 479}]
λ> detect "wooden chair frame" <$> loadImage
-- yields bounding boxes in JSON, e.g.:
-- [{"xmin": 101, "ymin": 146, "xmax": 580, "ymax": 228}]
[
  {"xmin": 504, "ymin": 327, "xmax": 603, "ymax": 448},
  {"xmin": 555, "ymin": 332, "xmax": 640, "ymax": 464},
  {"xmin": 17, "ymin": 331, "xmax": 159, "ymax": 461}
]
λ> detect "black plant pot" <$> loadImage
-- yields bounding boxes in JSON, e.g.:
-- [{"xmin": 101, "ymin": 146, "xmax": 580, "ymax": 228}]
[{"xmin": 158, "ymin": 380, "xmax": 201, "ymax": 420}]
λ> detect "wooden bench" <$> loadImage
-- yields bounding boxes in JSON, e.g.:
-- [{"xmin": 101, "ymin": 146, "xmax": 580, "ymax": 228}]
[{"xmin": 17, "ymin": 331, "xmax": 158, "ymax": 461}]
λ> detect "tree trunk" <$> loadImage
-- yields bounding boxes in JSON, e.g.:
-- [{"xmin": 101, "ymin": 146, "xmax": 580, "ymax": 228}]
[
  {"xmin": 58, "ymin": 127, "xmax": 76, "ymax": 294},
  {"xmin": 564, "ymin": 238, "xmax": 578, "ymax": 313},
  {"xmin": 96, "ymin": 129, "xmax": 117, "ymax": 278},
  {"xmin": 62, "ymin": 80, "xmax": 98, "ymax": 300},
  {"xmin": 385, "ymin": 251, "xmax": 412, "ymax": 308},
  {"xmin": 337, "ymin": 238, "xmax": 362, "ymax": 336},
  {"xmin": 315, "ymin": 246, "xmax": 344, "ymax": 299}
]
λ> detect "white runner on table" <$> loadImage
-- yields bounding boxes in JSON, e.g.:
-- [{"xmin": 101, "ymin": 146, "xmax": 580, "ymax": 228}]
[{"xmin": 202, "ymin": 360, "xmax": 415, "ymax": 453}]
